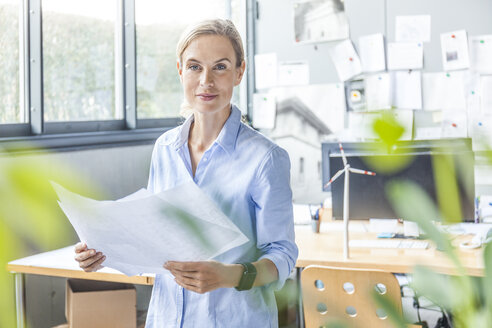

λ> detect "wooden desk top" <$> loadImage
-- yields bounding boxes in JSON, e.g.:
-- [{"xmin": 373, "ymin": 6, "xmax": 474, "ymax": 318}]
[
  {"xmin": 7, "ymin": 246, "xmax": 155, "ymax": 285},
  {"xmin": 295, "ymin": 223, "xmax": 485, "ymax": 276}
]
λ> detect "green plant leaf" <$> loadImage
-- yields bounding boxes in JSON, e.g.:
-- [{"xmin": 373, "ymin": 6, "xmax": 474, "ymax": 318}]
[
  {"xmin": 411, "ymin": 265, "xmax": 454, "ymax": 309},
  {"xmin": 483, "ymin": 241, "xmax": 492, "ymax": 310},
  {"xmin": 372, "ymin": 289, "xmax": 407, "ymax": 328},
  {"xmin": 432, "ymin": 153, "xmax": 462, "ymax": 224}
]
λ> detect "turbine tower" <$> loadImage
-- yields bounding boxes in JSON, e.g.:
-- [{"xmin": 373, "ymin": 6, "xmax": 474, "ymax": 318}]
[{"xmin": 324, "ymin": 143, "xmax": 376, "ymax": 260}]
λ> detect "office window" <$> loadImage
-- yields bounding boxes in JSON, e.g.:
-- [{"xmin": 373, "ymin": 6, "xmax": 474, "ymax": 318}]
[
  {"xmin": 42, "ymin": 0, "xmax": 120, "ymax": 122},
  {"xmin": 0, "ymin": 0, "xmax": 23, "ymax": 124},
  {"xmin": 135, "ymin": 0, "xmax": 228, "ymax": 119}
]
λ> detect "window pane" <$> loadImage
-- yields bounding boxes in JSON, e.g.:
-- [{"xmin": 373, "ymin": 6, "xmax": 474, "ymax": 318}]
[
  {"xmin": 136, "ymin": 0, "xmax": 227, "ymax": 119},
  {"xmin": 42, "ymin": 0, "xmax": 120, "ymax": 122},
  {"xmin": 0, "ymin": 0, "xmax": 22, "ymax": 124}
]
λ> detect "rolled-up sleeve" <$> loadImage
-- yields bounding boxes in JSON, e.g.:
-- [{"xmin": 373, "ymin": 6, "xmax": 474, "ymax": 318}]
[{"xmin": 251, "ymin": 146, "xmax": 298, "ymax": 291}]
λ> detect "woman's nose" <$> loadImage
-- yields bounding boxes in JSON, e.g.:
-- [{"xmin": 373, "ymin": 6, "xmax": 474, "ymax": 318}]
[{"xmin": 200, "ymin": 69, "xmax": 214, "ymax": 87}]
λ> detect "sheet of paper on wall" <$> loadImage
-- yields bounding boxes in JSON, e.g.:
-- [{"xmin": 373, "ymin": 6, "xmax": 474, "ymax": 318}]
[
  {"xmin": 440, "ymin": 30, "xmax": 470, "ymax": 71},
  {"xmin": 395, "ymin": 15, "xmax": 431, "ymax": 43},
  {"xmin": 348, "ymin": 112, "xmax": 379, "ymax": 140},
  {"xmin": 464, "ymin": 71, "xmax": 481, "ymax": 114},
  {"xmin": 468, "ymin": 114, "xmax": 492, "ymax": 150},
  {"xmin": 52, "ymin": 182, "xmax": 249, "ymax": 276},
  {"xmin": 480, "ymin": 75, "xmax": 492, "ymax": 114},
  {"xmin": 441, "ymin": 110, "xmax": 467, "ymax": 138},
  {"xmin": 469, "ymin": 35, "xmax": 492, "ymax": 74},
  {"xmin": 392, "ymin": 70, "xmax": 422, "ymax": 109},
  {"xmin": 254, "ymin": 53, "xmax": 278, "ymax": 89},
  {"xmin": 387, "ymin": 42, "xmax": 424, "ymax": 70},
  {"xmin": 328, "ymin": 39, "xmax": 362, "ymax": 81},
  {"xmin": 277, "ymin": 61, "xmax": 310, "ymax": 86},
  {"xmin": 346, "ymin": 79, "xmax": 365, "ymax": 112},
  {"xmin": 393, "ymin": 109, "xmax": 414, "ymax": 140},
  {"xmin": 422, "ymin": 72, "xmax": 466, "ymax": 111},
  {"xmin": 364, "ymin": 73, "xmax": 392, "ymax": 110},
  {"xmin": 358, "ymin": 33, "xmax": 386, "ymax": 73},
  {"xmin": 252, "ymin": 92, "xmax": 276, "ymax": 129},
  {"xmin": 273, "ymin": 84, "xmax": 346, "ymax": 134},
  {"xmin": 413, "ymin": 110, "xmax": 441, "ymax": 140}
]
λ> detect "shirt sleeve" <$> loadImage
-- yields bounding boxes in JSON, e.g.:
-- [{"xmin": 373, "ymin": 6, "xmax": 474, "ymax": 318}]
[
  {"xmin": 251, "ymin": 146, "xmax": 298, "ymax": 291},
  {"xmin": 147, "ymin": 144, "xmax": 158, "ymax": 193}
]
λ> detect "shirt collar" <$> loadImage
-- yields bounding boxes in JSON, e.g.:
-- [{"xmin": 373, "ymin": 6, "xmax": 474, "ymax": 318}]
[{"xmin": 172, "ymin": 104, "xmax": 242, "ymax": 154}]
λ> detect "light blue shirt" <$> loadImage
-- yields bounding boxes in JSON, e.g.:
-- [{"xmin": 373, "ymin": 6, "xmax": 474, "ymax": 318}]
[{"xmin": 144, "ymin": 105, "xmax": 298, "ymax": 328}]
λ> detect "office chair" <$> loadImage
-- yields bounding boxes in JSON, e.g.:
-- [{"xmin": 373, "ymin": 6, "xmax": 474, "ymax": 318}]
[{"xmin": 301, "ymin": 265, "xmax": 421, "ymax": 328}]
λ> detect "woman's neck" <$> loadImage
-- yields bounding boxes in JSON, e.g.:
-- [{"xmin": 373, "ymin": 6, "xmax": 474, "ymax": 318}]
[{"xmin": 188, "ymin": 106, "xmax": 231, "ymax": 151}]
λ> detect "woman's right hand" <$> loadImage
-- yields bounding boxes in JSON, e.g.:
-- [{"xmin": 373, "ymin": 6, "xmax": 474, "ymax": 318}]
[{"xmin": 74, "ymin": 242, "xmax": 106, "ymax": 272}]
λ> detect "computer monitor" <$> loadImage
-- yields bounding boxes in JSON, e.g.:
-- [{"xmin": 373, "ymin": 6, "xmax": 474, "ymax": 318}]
[{"xmin": 321, "ymin": 139, "xmax": 475, "ymax": 221}]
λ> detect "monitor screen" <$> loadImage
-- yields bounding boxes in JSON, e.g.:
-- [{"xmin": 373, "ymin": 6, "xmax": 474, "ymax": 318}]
[{"xmin": 321, "ymin": 139, "xmax": 475, "ymax": 221}]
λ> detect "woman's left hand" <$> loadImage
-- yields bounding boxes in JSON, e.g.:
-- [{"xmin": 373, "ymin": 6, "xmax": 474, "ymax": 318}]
[{"xmin": 164, "ymin": 260, "xmax": 243, "ymax": 294}]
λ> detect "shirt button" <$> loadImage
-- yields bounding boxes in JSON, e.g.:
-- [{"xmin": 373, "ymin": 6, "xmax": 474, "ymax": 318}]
[{"xmin": 203, "ymin": 157, "xmax": 208, "ymax": 161}]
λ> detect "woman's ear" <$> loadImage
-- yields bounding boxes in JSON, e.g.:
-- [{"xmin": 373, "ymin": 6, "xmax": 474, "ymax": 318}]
[
  {"xmin": 234, "ymin": 60, "xmax": 246, "ymax": 86},
  {"xmin": 177, "ymin": 61, "xmax": 183, "ymax": 83}
]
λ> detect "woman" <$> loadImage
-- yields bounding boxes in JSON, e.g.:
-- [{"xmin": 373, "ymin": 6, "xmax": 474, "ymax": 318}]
[{"xmin": 74, "ymin": 19, "xmax": 298, "ymax": 327}]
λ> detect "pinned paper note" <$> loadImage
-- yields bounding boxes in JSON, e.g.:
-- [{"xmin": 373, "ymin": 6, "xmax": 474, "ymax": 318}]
[
  {"xmin": 254, "ymin": 53, "xmax": 278, "ymax": 89},
  {"xmin": 480, "ymin": 75, "xmax": 492, "ymax": 114},
  {"xmin": 348, "ymin": 111, "xmax": 379, "ymax": 140},
  {"xmin": 422, "ymin": 72, "xmax": 466, "ymax": 111},
  {"xmin": 365, "ymin": 73, "xmax": 392, "ymax": 110},
  {"xmin": 346, "ymin": 79, "xmax": 365, "ymax": 111},
  {"xmin": 393, "ymin": 109, "xmax": 414, "ymax": 140},
  {"xmin": 387, "ymin": 42, "xmax": 424, "ymax": 70},
  {"xmin": 441, "ymin": 110, "xmax": 467, "ymax": 138},
  {"xmin": 440, "ymin": 30, "xmax": 470, "ymax": 71},
  {"xmin": 414, "ymin": 110, "xmax": 441, "ymax": 140},
  {"xmin": 469, "ymin": 35, "xmax": 492, "ymax": 73},
  {"xmin": 278, "ymin": 61, "xmax": 309, "ymax": 86},
  {"xmin": 468, "ymin": 114, "xmax": 492, "ymax": 150},
  {"xmin": 395, "ymin": 15, "xmax": 431, "ymax": 43},
  {"xmin": 359, "ymin": 34, "xmax": 386, "ymax": 73},
  {"xmin": 392, "ymin": 70, "xmax": 422, "ymax": 110},
  {"xmin": 252, "ymin": 92, "xmax": 276, "ymax": 129},
  {"xmin": 328, "ymin": 40, "xmax": 362, "ymax": 81}
]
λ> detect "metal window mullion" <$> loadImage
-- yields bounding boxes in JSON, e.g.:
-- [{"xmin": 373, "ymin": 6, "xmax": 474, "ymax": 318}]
[
  {"xmin": 245, "ymin": 0, "xmax": 256, "ymax": 120},
  {"xmin": 27, "ymin": 0, "xmax": 43, "ymax": 135},
  {"xmin": 123, "ymin": 0, "xmax": 137, "ymax": 129}
]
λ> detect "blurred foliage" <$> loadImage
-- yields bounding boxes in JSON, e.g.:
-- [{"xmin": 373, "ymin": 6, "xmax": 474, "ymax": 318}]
[
  {"xmin": 0, "ymin": 148, "xmax": 100, "ymax": 328},
  {"xmin": 368, "ymin": 110, "xmax": 492, "ymax": 328}
]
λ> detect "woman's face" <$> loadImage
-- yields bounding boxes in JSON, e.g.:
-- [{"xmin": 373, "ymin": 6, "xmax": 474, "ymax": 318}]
[{"xmin": 178, "ymin": 35, "xmax": 245, "ymax": 116}]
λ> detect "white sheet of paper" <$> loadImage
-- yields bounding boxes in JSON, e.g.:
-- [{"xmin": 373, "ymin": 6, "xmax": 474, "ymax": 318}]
[
  {"xmin": 395, "ymin": 15, "xmax": 431, "ymax": 43},
  {"xmin": 480, "ymin": 75, "xmax": 492, "ymax": 114},
  {"xmin": 365, "ymin": 73, "xmax": 392, "ymax": 110},
  {"xmin": 440, "ymin": 30, "xmax": 470, "ymax": 71},
  {"xmin": 387, "ymin": 42, "xmax": 424, "ymax": 70},
  {"xmin": 415, "ymin": 126, "xmax": 441, "ymax": 140},
  {"xmin": 254, "ymin": 53, "xmax": 278, "ymax": 89},
  {"xmin": 328, "ymin": 40, "xmax": 362, "ymax": 81},
  {"xmin": 469, "ymin": 114, "xmax": 492, "ymax": 150},
  {"xmin": 393, "ymin": 109, "xmax": 414, "ymax": 140},
  {"xmin": 53, "ymin": 182, "xmax": 249, "ymax": 276},
  {"xmin": 441, "ymin": 110, "xmax": 467, "ymax": 138},
  {"xmin": 348, "ymin": 111, "xmax": 379, "ymax": 140},
  {"xmin": 464, "ymin": 71, "xmax": 481, "ymax": 114},
  {"xmin": 469, "ymin": 35, "xmax": 492, "ymax": 74},
  {"xmin": 392, "ymin": 70, "xmax": 422, "ymax": 109},
  {"xmin": 422, "ymin": 72, "xmax": 466, "ymax": 111},
  {"xmin": 359, "ymin": 34, "xmax": 386, "ymax": 73},
  {"xmin": 277, "ymin": 61, "xmax": 309, "ymax": 86},
  {"xmin": 252, "ymin": 92, "xmax": 276, "ymax": 129}
]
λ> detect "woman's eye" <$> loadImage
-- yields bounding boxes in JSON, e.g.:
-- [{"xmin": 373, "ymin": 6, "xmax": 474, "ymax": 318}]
[{"xmin": 188, "ymin": 64, "xmax": 200, "ymax": 71}]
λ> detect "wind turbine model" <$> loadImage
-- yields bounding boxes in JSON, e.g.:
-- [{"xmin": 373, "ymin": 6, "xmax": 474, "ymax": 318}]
[{"xmin": 324, "ymin": 143, "xmax": 376, "ymax": 260}]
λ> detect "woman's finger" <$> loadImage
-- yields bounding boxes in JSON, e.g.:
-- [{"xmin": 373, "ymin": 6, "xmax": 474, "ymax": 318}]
[
  {"xmin": 74, "ymin": 242, "xmax": 87, "ymax": 253},
  {"xmin": 82, "ymin": 255, "xmax": 106, "ymax": 272},
  {"xmin": 74, "ymin": 249, "xmax": 97, "ymax": 262},
  {"xmin": 79, "ymin": 252, "xmax": 104, "ymax": 268}
]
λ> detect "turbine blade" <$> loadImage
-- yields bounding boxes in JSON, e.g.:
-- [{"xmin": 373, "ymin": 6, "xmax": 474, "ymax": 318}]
[
  {"xmin": 339, "ymin": 143, "xmax": 347, "ymax": 166},
  {"xmin": 349, "ymin": 168, "xmax": 376, "ymax": 176},
  {"xmin": 324, "ymin": 169, "xmax": 345, "ymax": 188}
]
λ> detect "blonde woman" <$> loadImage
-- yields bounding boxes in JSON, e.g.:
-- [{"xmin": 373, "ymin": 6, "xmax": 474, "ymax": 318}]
[{"xmin": 75, "ymin": 19, "xmax": 298, "ymax": 327}]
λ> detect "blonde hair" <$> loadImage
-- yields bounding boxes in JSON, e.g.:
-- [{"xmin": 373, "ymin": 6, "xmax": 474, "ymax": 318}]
[{"xmin": 176, "ymin": 19, "xmax": 245, "ymax": 118}]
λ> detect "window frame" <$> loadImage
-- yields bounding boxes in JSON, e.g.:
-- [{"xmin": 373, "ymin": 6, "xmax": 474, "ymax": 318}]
[{"xmin": 0, "ymin": 0, "xmax": 251, "ymax": 151}]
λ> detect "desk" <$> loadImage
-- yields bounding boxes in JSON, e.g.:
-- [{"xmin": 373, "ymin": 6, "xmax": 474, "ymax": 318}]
[
  {"xmin": 7, "ymin": 246, "xmax": 154, "ymax": 328},
  {"xmin": 8, "ymin": 223, "xmax": 485, "ymax": 328}
]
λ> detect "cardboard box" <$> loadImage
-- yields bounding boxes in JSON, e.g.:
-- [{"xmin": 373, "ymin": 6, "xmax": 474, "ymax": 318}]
[{"xmin": 66, "ymin": 279, "xmax": 136, "ymax": 328}]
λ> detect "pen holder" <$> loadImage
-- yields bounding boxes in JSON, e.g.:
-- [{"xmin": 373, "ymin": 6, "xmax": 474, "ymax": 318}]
[{"xmin": 311, "ymin": 219, "xmax": 320, "ymax": 233}]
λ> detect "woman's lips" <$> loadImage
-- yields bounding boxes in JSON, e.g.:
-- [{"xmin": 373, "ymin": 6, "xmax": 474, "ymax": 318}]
[{"xmin": 197, "ymin": 94, "xmax": 217, "ymax": 101}]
